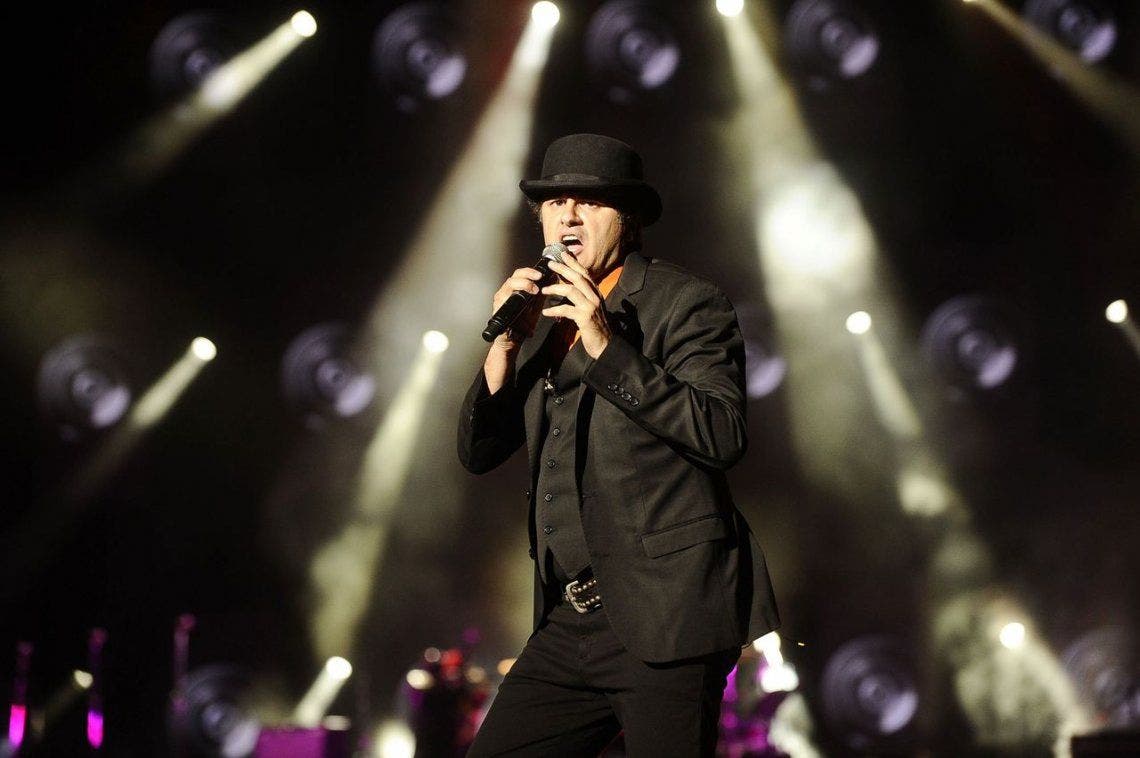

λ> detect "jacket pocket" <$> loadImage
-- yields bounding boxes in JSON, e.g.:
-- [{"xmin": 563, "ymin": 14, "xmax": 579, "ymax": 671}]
[{"xmin": 640, "ymin": 514, "xmax": 728, "ymax": 558}]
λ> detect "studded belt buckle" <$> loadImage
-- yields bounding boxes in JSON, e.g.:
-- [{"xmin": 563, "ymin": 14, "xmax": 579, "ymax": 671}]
[{"xmin": 563, "ymin": 576, "xmax": 602, "ymax": 614}]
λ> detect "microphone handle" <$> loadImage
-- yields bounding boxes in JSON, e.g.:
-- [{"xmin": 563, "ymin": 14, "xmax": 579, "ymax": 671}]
[{"xmin": 482, "ymin": 258, "xmax": 556, "ymax": 342}]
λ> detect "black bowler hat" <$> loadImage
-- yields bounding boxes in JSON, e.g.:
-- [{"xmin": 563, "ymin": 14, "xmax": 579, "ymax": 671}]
[{"xmin": 520, "ymin": 133, "xmax": 662, "ymax": 225}]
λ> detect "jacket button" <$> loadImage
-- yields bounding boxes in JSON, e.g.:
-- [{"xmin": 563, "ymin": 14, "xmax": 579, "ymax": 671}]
[
  {"xmin": 630, "ymin": 398, "xmax": 639, "ymax": 406},
  {"xmin": 543, "ymin": 493, "xmax": 553, "ymax": 502},
  {"xmin": 524, "ymin": 490, "xmax": 531, "ymax": 500},
  {"xmin": 528, "ymin": 546, "xmax": 536, "ymax": 559},
  {"xmin": 543, "ymin": 525, "xmax": 554, "ymax": 535},
  {"xmin": 621, "ymin": 392, "xmax": 631, "ymax": 401},
  {"xmin": 607, "ymin": 383, "xmax": 618, "ymax": 392}
]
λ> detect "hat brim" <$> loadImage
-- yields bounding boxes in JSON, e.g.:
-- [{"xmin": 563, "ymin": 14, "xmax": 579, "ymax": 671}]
[{"xmin": 520, "ymin": 177, "xmax": 662, "ymax": 226}]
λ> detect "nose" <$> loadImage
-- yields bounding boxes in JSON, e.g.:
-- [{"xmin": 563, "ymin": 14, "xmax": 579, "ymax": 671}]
[{"xmin": 561, "ymin": 199, "xmax": 582, "ymax": 225}]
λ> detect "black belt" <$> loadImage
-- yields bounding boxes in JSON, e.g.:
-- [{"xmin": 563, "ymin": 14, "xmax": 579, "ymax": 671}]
[{"xmin": 563, "ymin": 571, "xmax": 602, "ymax": 614}]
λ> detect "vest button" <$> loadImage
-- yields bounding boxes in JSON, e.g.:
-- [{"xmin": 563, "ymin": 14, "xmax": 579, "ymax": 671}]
[
  {"xmin": 552, "ymin": 427, "xmax": 561, "ymax": 436},
  {"xmin": 546, "ymin": 458, "xmax": 556, "ymax": 468},
  {"xmin": 543, "ymin": 493, "xmax": 553, "ymax": 502},
  {"xmin": 543, "ymin": 525, "xmax": 555, "ymax": 535},
  {"xmin": 554, "ymin": 396, "xmax": 565, "ymax": 405}
]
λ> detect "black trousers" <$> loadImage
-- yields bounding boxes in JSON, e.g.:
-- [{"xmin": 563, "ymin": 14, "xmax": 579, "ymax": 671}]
[{"xmin": 467, "ymin": 601, "xmax": 740, "ymax": 757}]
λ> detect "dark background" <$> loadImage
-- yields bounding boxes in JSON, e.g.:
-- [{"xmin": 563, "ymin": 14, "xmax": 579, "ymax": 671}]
[{"xmin": 2, "ymin": 0, "xmax": 1138, "ymax": 754}]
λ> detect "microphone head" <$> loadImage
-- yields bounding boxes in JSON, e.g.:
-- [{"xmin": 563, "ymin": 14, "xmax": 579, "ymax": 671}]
[{"xmin": 541, "ymin": 243, "xmax": 567, "ymax": 263}]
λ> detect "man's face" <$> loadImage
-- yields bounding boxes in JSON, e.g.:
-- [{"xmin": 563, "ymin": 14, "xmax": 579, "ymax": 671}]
[{"xmin": 540, "ymin": 195, "xmax": 624, "ymax": 280}]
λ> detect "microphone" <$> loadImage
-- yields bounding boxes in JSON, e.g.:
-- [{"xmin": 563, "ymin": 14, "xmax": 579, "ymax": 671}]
[{"xmin": 482, "ymin": 243, "xmax": 567, "ymax": 342}]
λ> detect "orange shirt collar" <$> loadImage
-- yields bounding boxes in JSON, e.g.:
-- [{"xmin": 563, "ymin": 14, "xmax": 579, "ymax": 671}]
[{"xmin": 568, "ymin": 266, "xmax": 622, "ymax": 348}]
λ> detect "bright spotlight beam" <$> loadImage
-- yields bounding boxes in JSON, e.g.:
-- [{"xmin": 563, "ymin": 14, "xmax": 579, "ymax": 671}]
[
  {"xmin": 298, "ymin": 5, "xmax": 559, "ymax": 665},
  {"xmin": 66, "ymin": 12, "xmax": 316, "ymax": 208},
  {"xmin": 292, "ymin": 657, "xmax": 353, "ymax": 727},
  {"xmin": 1, "ymin": 339, "xmax": 217, "ymax": 597},
  {"xmin": 1104, "ymin": 299, "xmax": 1140, "ymax": 359},
  {"xmin": 719, "ymin": 4, "xmax": 910, "ymax": 498},
  {"xmin": 307, "ymin": 343, "xmax": 447, "ymax": 661},
  {"xmin": 966, "ymin": 0, "xmax": 1140, "ymax": 155}
]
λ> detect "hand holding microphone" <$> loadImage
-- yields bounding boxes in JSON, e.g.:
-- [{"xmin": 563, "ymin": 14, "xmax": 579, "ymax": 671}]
[{"xmin": 482, "ymin": 243, "xmax": 567, "ymax": 343}]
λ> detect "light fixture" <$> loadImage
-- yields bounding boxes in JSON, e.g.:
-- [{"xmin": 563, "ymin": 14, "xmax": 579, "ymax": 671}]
[
  {"xmin": 373, "ymin": 2, "xmax": 468, "ymax": 112},
  {"xmin": 1023, "ymin": 0, "xmax": 1116, "ymax": 63},
  {"xmin": 168, "ymin": 665, "xmax": 261, "ymax": 758},
  {"xmin": 716, "ymin": 0, "xmax": 745, "ymax": 18},
  {"xmin": 37, "ymin": 336, "xmax": 134, "ymax": 441},
  {"xmin": 148, "ymin": 12, "xmax": 241, "ymax": 102},
  {"xmin": 821, "ymin": 635, "xmax": 919, "ymax": 750},
  {"xmin": 921, "ymin": 295, "xmax": 1025, "ymax": 393},
  {"xmin": 282, "ymin": 322, "xmax": 377, "ymax": 428},
  {"xmin": 1105, "ymin": 299, "xmax": 1128, "ymax": 323},
  {"xmin": 585, "ymin": 1, "xmax": 681, "ymax": 103},
  {"xmin": 846, "ymin": 311, "xmax": 872, "ymax": 335},
  {"xmin": 290, "ymin": 10, "xmax": 318, "ymax": 38},
  {"xmin": 532, "ymin": 2, "xmax": 561, "ymax": 30},
  {"xmin": 784, "ymin": 0, "xmax": 880, "ymax": 84}
]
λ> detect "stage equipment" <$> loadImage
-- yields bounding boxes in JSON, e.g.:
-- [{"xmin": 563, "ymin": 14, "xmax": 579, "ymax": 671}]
[
  {"xmin": 282, "ymin": 323, "xmax": 376, "ymax": 428},
  {"xmin": 717, "ymin": 0, "xmax": 745, "ymax": 18},
  {"xmin": 532, "ymin": 2, "xmax": 561, "ymax": 29},
  {"xmin": 86, "ymin": 629, "xmax": 107, "ymax": 749},
  {"xmin": 6, "ymin": 643, "xmax": 32, "ymax": 750},
  {"xmin": 372, "ymin": 3, "xmax": 467, "ymax": 112},
  {"xmin": 921, "ymin": 295, "xmax": 1024, "ymax": 393},
  {"xmin": 784, "ymin": 0, "xmax": 879, "ymax": 83},
  {"xmin": 149, "ymin": 12, "xmax": 241, "ymax": 102},
  {"xmin": 293, "ymin": 658, "xmax": 353, "ymax": 728},
  {"xmin": 1063, "ymin": 627, "xmax": 1139, "ymax": 728},
  {"xmin": 1023, "ymin": 0, "xmax": 1117, "ymax": 63},
  {"xmin": 1105, "ymin": 299, "xmax": 1128, "ymax": 323},
  {"xmin": 736, "ymin": 305, "xmax": 787, "ymax": 399},
  {"xmin": 845, "ymin": 310, "xmax": 871, "ymax": 335},
  {"xmin": 820, "ymin": 635, "xmax": 918, "ymax": 752},
  {"xmin": 37, "ymin": 335, "xmax": 133, "ymax": 441},
  {"xmin": 585, "ymin": 1, "xmax": 681, "ymax": 103},
  {"xmin": 169, "ymin": 665, "xmax": 261, "ymax": 758}
]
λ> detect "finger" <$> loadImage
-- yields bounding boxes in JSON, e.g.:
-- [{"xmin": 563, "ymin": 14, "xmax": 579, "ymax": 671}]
[
  {"xmin": 540, "ymin": 282, "xmax": 589, "ymax": 303},
  {"xmin": 541, "ymin": 304, "xmax": 581, "ymax": 320},
  {"xmin": 548, "ymin": 261, "xmax": 599, "ymax": 298},
  {"xmin": 555, "ymin": 254, "xmax": 589, "ymax": 277}
]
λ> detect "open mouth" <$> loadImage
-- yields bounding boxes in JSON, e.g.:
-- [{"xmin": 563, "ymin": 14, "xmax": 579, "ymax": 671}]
[{"xmin": 561, "ymin": 235, "xmax": 583, "ymax": 255}]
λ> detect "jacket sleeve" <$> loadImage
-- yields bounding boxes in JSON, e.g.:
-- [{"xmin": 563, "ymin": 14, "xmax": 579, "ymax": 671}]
[
  {"xmin": 457, "ymin": 369, "xmax": 527, "ymax": 474},
  {"xmin": 582, "ymin": 278, "xmax": 748, "ymax": 470}
]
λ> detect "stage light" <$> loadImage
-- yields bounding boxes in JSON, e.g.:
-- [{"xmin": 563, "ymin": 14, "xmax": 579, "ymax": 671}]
[
  {"xmin": 374, "ymin": 719, "xmax": 416, "ymax": 758},
  {"xmin": 422, "ymin": 330, "xmax": 450, "ymax": 354},
  {"xmin": 190, "ymin": 336, "xmax": 217, "ymax": 361},
  {"xmin": 37, "ymin": 336, "xmax": 134, "ymax": 440},
  {"xmin": 1024, "ymin": 0, "xmax": 1116, "ymax": 63},
  {"xmin": 717, "ymin": 0, "xmax": 745, "ymax": 18},
  {"xmin": 282, "ymin": 322, "xmax": 377, "ymax": 428},
  {"xmin": 325, "ymin": 656, "xmax": 353, "ymax": 681},
  {"xmin": 585, "ymin": 1, "xmax": 681, "ymax": 103},
  {"xmin": 1000, "ymin": 622, "xmax": 1027, "ymax": 650},
  {"xmin": 290, "ymin": 10, "xmax": 318, "ymax": 38},
  {"xmin": 785, "ymin": 0, "xmax": 880, "ymax": 83},
  {"xmin": 169, "ymin": 665, "xmax": 260, "ymax": 758},
  {"xmin": 406, "ymin": 669, "xmax": 435, "ymax": 690},
  {"xmin": 1106, "ymin": 299, "xmax": 1128, "ymax": 323},
  {"xmin": 149, "ymin": 12, "xmax": 241, "ymax": 102},
  {"xmin": 293, "ymin": 658, "xmax": 355, "ymax": 728},
  {"xmin": 738, "ymin": 305, "xmax": 786, "ymax": 399},
  {"xmin": 532, "ymin": 2, "xmax": 561, "ymax": 29},
  {"xmin": 921, "ymin": 296, "xmax": 1023, "ymax": 392},
  {"xmin": 846, "ymin": 311, "xmax": 871, "ymax": 335},
  {"xmin": 821, "ymin": 636, "xmax": 918, "ymax": 750},
  {"xmin": 73, "ymin": 670, "xmax": 94, "ymax": 689},
  {"xmin": 1062, "ymin": 626, "xmax": 1137, "ymax": 725},
  {"xmin": 373, "ymin": 3, "xmax": 468, "ymax": 111}
]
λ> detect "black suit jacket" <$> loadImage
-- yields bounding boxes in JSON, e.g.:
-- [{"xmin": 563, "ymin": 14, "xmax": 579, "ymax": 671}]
[{"xmin": 458, "ymin": 253, "xmax": 779, "ymax": 662}]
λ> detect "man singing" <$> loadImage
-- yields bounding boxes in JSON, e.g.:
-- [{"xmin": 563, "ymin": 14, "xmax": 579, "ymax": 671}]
[{"xmin": 458, "ymin": 134, "xmax": 779, "ymax": 756}]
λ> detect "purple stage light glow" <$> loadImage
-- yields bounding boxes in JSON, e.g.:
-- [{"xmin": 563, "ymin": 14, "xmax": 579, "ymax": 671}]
[
  {"xmin": 87, "ymin": 709, "xmax": 105, "ymax": 749},
  {"xmin": 7, "ymin": 704, "xmax": 27, "ymax": 747}
]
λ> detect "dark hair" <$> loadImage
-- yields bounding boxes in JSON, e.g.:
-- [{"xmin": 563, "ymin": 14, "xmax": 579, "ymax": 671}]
[{"xmin": 526, "ymin": 198, "xmax": 643, "ymax": 254}]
